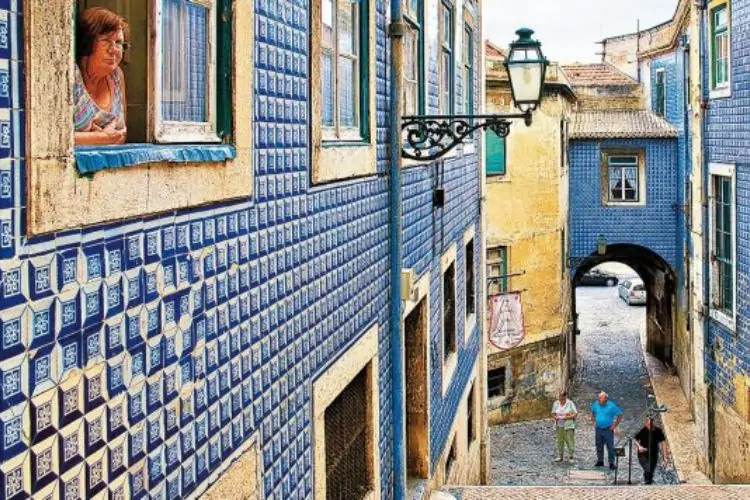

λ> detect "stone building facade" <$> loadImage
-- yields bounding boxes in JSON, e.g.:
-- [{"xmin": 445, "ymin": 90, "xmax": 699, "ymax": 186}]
[
  {"xmin": 0, "ymin": 1, "xmax": 489, "ymax": 499},
  {"xmin": 483, "ymin": 44, "xmax": 575, "ymax": 424}
]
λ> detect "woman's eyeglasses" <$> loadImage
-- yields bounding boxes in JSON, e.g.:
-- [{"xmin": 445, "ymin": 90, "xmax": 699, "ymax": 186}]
[{"xmin": 97, "ymin": 37, "xmax": 130, "ymax": 51}]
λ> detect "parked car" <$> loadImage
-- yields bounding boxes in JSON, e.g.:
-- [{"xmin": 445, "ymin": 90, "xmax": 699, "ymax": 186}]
[
  {"xmin": 579, "ymin": 268, "xmax": 619, "ymax": 287},
  {"xmin": 618, "ymin": 279, "xmax": 647, "ymax": 306}
]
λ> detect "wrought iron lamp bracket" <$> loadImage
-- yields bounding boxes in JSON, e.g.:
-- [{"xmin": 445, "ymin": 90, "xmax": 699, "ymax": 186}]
[{"xmin": 401, "ymin": 110, "xmax": 532, "ymax": 161}]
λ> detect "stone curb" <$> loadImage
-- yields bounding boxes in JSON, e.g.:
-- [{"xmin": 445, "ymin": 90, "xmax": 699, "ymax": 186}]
[{"xmin": 639, "ymin": 330, "xmax": 712, "ymax": 485}]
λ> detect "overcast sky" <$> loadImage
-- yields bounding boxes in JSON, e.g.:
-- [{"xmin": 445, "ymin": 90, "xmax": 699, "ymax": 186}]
[{"xmin": 483, "ymin": 0, "xmax": 678, "ymax": 64}]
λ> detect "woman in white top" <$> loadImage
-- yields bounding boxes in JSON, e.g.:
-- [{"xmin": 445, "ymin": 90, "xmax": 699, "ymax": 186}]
[{"xmin": 551, "ymin": 391, "xmax": 578, "ymax": 462}]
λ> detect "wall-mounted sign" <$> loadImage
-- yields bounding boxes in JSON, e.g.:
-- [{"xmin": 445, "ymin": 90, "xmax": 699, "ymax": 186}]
[{"xmin": 488, "ymin": 292, "xmax": 526, "ymax": 351}]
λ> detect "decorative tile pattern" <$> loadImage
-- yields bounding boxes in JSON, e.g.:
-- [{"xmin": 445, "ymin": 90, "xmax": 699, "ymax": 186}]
[{"xmin": 1, "ymin": 0, "xmax": 486, "ymax": 498}]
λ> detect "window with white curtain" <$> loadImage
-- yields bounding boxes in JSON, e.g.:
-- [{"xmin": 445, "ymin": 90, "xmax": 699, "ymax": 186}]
[
  {"xmin": 321, "ymin": 0, "xmax": 361, "ymax": 140},
  {"xmin": 607, "ymin": 155, "xmax": 640, "ymax": 202},
  {"xmin": 154, "ymin": 0, "xmax": 219, "ymax": 143}
]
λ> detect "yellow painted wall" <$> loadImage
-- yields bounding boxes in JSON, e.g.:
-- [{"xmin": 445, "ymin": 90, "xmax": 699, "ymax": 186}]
[{"xmin": 485, "ymin": 85, "xmax": 572, "ymax": 341}]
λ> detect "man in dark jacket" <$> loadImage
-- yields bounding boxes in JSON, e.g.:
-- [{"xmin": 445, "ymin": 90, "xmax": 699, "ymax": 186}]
[{"xmin": 634, "ymin": 417, "xmax": 670, "ymax": 484}]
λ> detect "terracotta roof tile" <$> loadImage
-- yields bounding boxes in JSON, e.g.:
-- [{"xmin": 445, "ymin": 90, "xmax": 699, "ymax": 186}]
[
  {"xmin": 561, "ymin": 63, "xmax": 638, "ymax": 86},
  {"xmin": 485, "ymin": 40, "xmax": 505, "ymax": 59},
  {"xmin": 570, "ymin": 110, "xmax": 678, "ymax": 139}
]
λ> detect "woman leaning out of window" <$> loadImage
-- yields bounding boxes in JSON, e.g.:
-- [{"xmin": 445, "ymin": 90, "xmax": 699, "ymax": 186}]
[{"xmin": 74, "ymin": 7, "xmax": 129, "ymax": 146}]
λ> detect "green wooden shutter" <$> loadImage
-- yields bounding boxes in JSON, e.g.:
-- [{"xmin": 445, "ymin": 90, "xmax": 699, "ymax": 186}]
[
  {"xmin": 486, "ymin": 133, "xmax": 506, "ymax": 175},
  {"xmin": 216, "ymin": 0, "xmax": 233, "ymax": 140}
]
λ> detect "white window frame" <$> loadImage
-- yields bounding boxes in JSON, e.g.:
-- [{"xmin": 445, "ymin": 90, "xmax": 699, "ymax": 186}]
[
  {"xmin": 321, "ymin": 0, "xmax": 362, "ymax": 141},
  {"xmin": 151, "ymin": 0, "xmax": 220, "ymax": 143},
  {"xmin": 602, "ymin": 149, "xmax": 647, "ymax": 207},
  {"xmin": 708, "ymin": 162, "xmax": 737, "ymax": 331},
  {"xmin": 709, "ymin": 0, "xmax": 731, "ymax": 99}
]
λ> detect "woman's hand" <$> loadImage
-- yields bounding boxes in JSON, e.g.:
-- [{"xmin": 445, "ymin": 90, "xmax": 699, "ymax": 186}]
[{"xmin": 92, "ymin": 122, "xmax": 126, "ymax": 144}]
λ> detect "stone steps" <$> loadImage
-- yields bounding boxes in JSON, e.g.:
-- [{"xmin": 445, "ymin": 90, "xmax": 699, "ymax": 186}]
[{"xmin": 563, "ymin": 468, "xmax": 609, "ymax": 485}]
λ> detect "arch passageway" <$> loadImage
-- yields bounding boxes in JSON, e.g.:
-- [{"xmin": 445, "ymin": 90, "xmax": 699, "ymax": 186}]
[{"xmin": 569, "ymin": 244, "xmax": 677, "ymax": 375}]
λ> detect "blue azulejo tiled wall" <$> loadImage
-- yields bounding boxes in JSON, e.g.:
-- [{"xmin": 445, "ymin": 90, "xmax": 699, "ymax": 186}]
[
  {"xmin": 568, "ymin": 138, "xmax": 679, "ymax": 268},
  {"xmin": 703, "ymin": 0, "xmax": 750, "ymax": 411},
  {"xmin": 648, "ymin": 46, "xmax": 691, "ymax": 300},
  {"xmin": 2, "ymin": 0, "xmax": 483, "ymax": 499}
]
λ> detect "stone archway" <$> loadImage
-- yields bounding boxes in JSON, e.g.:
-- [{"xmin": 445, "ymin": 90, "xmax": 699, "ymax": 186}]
[{"xmin": 570, "ymin": 244, "xmax": 677, "ymax": 371}]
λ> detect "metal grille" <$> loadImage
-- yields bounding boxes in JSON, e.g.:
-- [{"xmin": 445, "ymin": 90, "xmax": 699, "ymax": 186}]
[
  {"xmin": 488, "ymin": 367, "xmax": 506, "ymax": 398},
  {"xmin": 325, "ymin": 369, "xmax": 370, "ymax": 500}
]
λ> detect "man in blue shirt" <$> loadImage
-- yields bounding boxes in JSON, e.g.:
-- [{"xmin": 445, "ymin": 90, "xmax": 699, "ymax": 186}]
[{"xmin": 590, "ymin": 391, "xmax": 623, "ymax": 469}]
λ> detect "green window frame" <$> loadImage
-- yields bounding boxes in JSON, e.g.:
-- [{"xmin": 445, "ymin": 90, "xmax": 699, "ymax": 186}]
[
  {"xmin": 487, "ymin": 246, "xmax": 508, "ymax": 295},
  {"xmin": 485, "ymin": 132, "xmax": 506, "ymax": 176},
  {"xmin": 711, "ymin": 3, "xmax": 730, "ymax": 90},
  {"xmin": 654, "ymin": 69, "xmax": 665, "ymax": 117},
  {"xmin": 463, "ymin": 22, "xmax": 474, "ymax": 116},
  {"xmin": 403, "ymin": 0, "xmax": 424, "ymax": 116},
  {"xmin": 712, "ymin": 175, "xmax": 734, "ymax": 316},
  {"xmin": 439, "ymin": 0, "xmax": 454, "ymax": 115},
  {"xmin": 320, "ymin": 0, "xmax": 370, "ymax": 141}
]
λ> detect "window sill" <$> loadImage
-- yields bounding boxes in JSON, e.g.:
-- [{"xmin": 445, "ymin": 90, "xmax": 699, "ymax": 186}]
[
  {"xmin": 603, "ymin": 200, "xmax": 646, "ymax": 207},
  {"xmin": 487, "ymin": 175, "xmax": 510, "ymax": 183},
  {"xmin": 442, "ymin": 352, "xmax": 458, "ymax": 397},
  {"xmin": 709, "ymin": 308, "xmax": 735, "ymax": 332},
  {"xmin": 709, "ymin": 86, "xmax": 731, "ymax": 99},
  {"xmin": 74, "ymin": 143, "xmax": 238, "ymax": 175},
  {"xmin": 321, "ymin": 139, "xmax": 370, "ymax": 148}
]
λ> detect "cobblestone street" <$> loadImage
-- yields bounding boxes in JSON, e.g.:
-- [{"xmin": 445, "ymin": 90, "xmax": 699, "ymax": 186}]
[{"xmin": 490, "ymin": 266, "xmax": 679, "ymax": 486}]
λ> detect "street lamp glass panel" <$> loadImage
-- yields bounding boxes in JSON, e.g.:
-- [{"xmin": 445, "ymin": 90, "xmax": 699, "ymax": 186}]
[{"xmin": 505, "ymin": 29, "xmax": 547, "ymax": 112}]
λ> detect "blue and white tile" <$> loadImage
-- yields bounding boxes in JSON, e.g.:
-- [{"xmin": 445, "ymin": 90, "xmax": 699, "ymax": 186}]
[
  {"xmin": 85, "ymin": 446, "xmax": 107, "ymax": 497},
  {"xmin": 0, "ymin": 449, "xmax": 29, "ymax": 499},
  {"xmin": 58, "ymin": 419, "xmax": 84, "ymax": 472},
  {"xmin": 59, "ymin": 462, "xmax": 85, "ymax": 500},
  {"xmin": 0, "ymin": 402, "xmax": 27, "ymax": 462},
  {"xmin": 57, "ymin": 371, "xmax": 83, "ymax": 429},
  {"xmin": 30, "ymin": 433, "xmax": 58, "ymax": 494},
  {"xmin": 0, "ymin": 352, "xmax": 26, "ymax": 412},
  {"xmin": 84, "ymin": 406, "xmax": 106, "ymax": 456}
]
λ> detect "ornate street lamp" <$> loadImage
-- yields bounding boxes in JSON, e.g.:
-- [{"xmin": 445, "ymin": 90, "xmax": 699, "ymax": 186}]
[
  {"xmin": 401, "ymin": 28, "xmax": 548, "ymax": 161},
  {"xmin": 505, "ymin": 28, "xmax": 549, "ymax": 118}
]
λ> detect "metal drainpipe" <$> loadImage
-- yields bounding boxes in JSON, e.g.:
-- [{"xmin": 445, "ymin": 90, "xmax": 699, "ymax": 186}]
[
  {"xmin": 388, "ymin": 0, "xmax": 406, "ymax": 497},
  {"xmin": 697, "ymin": 0, "xmax": 716, "ymax": 481}
]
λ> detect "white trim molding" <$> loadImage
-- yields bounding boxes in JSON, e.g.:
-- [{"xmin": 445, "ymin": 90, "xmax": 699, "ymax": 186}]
[{"xmin": 708, "ymin": 161, "xmax": 737, "ymax": 331}]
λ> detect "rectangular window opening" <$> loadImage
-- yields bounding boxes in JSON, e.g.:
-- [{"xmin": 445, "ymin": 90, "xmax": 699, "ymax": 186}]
[
  {"xmin": 712, "ymin": 174, "xmax": 734, "ymax": 317},
  {"xmin": 465, "ymin": 239, "xmax": 475, "ymax": 319},
  {"xmin": 74, "ymin": 0, "xmax": 231, "ymax": 148},
  {"xmin": 487, "ymin": 246, "xmax": 508, "ymax": 295},
  {"xmin": 606, "ymin": 154, "xmax": 640, "ymax": 202},
  {"xmin": 467, "ymin": 383, "xmax": 476, "ymax": 445},
  {"xmin": 321, "ymin": 0, "xmax": 364, "ymax": 140},
  {"xmin": 403, "ymin": 0, "xmax": 422, "ymax": 117},
  {"xmin": 655, "ymin": 69, "xmax": 666, "ymax": 116},
  {"xmin": 488, "ymin": 366, "xmax": 506, "ymax": 398},
  {"xmin": 463, "ymin": 22, "xmax": 474, "ymax": 116},
  {"xmin": 439, "ymin": 1, "xmax": 454, "ymax": 115},
  {"xmin": 711, "ymin": 4, "xmax": 729, "ymax": 90},
  {"xmin": 404, "ymin": 297, "xmax": 429, "ymax": 479},
  {"xmin": 324, "ymin": 366, "xmax": 373, "ymax": 500},
  {"xmin": 443, "ymin": 262, "xmax": 457, "ymax": 362}
]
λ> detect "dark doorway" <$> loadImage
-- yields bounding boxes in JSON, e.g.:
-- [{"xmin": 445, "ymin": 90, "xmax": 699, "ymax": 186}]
[{"xmin": 405, "ymin": 297, "xmax": 429, "ymax": 479}]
